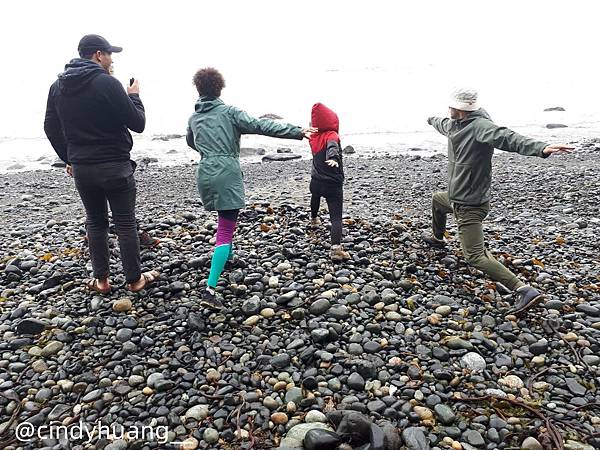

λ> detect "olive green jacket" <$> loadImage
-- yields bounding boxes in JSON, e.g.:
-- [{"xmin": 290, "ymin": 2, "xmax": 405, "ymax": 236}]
[
  {"xmin": 428, "ymin": 109, "xmax": 548, "ymax": 205},
  {"xmin": 187, "ymin": 97, "xmax": 304, "ymax": 211}
]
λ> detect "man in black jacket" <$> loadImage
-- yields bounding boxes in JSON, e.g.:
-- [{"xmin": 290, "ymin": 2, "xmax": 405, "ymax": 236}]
[{"xmin": 44, "ymin": 34, "xmax": 159, "ymax": 293}]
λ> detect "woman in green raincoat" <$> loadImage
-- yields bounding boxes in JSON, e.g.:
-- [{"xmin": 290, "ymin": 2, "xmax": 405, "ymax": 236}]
[{"xmin": 186, "ymin": 67, "xmax": 314, "ymax": 309}]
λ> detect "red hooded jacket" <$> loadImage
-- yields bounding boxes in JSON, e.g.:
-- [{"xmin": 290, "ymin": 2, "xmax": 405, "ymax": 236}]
[{"xmin": 308, "ymin": 103, "xmax": 344, "ymax": 184}]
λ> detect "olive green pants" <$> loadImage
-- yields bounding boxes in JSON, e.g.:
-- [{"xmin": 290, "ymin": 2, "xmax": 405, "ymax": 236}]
[{"xmin": 432, "ymin": 191, "xmax": 523, "ymax": 291}]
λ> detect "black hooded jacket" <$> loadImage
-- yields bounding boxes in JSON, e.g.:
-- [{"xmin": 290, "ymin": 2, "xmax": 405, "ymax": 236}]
[{"xmin": 44, "ymin": 58, "xmax": 145, "ymax": 164}]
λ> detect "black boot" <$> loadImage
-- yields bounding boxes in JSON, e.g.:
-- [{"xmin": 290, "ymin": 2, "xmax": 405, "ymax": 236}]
[
  {"xmin": 510, "ymin": 285, "xmax": 545, "ymax": 316},
  {"xmin": 200, "ymin": 287, "xmax": 224, "ymax": 310},
  {"xmin": 422, "ymin": 233, "xmax": 446, "ymax": 249}
]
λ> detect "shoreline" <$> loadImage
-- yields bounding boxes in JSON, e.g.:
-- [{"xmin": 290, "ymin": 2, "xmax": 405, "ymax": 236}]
[
  {"xmin": 1, "ymin": 146, "xmax": 599, "ymax": 449},
  {"xmin": 0, "ymin": 123, "xmax": 593, "ymax": 175}
]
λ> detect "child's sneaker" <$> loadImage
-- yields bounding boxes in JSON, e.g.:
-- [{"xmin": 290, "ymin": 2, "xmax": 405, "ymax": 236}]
[
  {"xmin": 200, "ymin": 287, "xmax": 224, "ymax": 310},
  {"xmin": 330, "ymin": 245, "xmax": 350, "ymax": 261}
]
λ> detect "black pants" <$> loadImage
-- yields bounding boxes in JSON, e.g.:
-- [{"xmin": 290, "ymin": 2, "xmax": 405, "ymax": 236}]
[
  {"xmin": 310, "ymin": 179, "xmax": 343, "ymax": 245},
  {"xmin": 72, "ymin": 161, "xmax": 141, "ymax": 283}
]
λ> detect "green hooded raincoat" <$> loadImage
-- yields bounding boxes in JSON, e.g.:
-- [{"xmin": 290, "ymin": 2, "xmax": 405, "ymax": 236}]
[{"xmin": 187, "ymin": 97, "xmax": 304, "ymax": 211}]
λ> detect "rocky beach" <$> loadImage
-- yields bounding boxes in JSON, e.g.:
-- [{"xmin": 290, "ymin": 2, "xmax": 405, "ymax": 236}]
[{"xmin": 1, "ymin": 140, "xmax": 599, "ymax": 450}]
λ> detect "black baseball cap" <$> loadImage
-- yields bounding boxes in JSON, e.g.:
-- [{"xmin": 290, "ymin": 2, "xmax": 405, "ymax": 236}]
[{"xmin": 78, "ymin": 34, "xmax": 123, "ymax": 55}]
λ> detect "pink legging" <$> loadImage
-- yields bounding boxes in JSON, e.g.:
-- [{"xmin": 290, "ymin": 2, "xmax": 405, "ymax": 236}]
[{"xmin": 216, "ymin": 209, "xmax": 239, "ymax": 245}]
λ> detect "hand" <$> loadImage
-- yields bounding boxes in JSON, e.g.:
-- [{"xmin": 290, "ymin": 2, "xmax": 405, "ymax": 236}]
[
  {"xmin": 325, "ymin": 160, "xmax": 339, "ymax": 168},
  {"xmin": 542, "ymin": 144, "xmax": 575, "ymax": 156},
  {"xmin": 302, "ymin": 127, "xmax": 318, "ymax": 139},
  {"xmin": 127, "ymin": 79, "xmax": 140, "ymax": 95},
  {"xmin": 65, "ymin": 164, "xmax": 73, "ymax": 177}
]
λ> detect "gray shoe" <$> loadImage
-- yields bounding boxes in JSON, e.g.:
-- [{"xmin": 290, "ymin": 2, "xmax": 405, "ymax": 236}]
[
  {"xmin": 510, "ymin": 285, "xmax": 545, "ymax": 316},
  {"xmin": 422, "ymin": 233, "xmax": 446, "ymax": 249}
]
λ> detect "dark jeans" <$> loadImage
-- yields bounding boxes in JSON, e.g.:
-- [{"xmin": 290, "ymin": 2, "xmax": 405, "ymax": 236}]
[
  {"xmin": 72, "ymin": 161, "xmax": 141, "ymax": 283},
  {"xmin": 310, "ymin": 179, "xmax": 343, "ymax": 245}
]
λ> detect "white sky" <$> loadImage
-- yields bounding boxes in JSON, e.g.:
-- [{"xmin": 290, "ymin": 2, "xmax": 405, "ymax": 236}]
[{"xmin": 1, "ymin": 0, "xmax": 598, "ymax": 137}]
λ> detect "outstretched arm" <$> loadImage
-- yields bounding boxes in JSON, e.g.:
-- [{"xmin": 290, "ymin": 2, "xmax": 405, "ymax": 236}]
[
  {"xmin": 44, "ymin": 84, "xmax": 68, "ymax": 164},
  {"xmin": 427, "ymin": 117, "xmax": 453, "ymax": 137},
  {"xmin": 541, "ymin": 144, "xmax": 575, "ymax": 156},
  {"xmin": 230, "ymin": 107, "xmax": 305, "ymax": 140},
  {"xmin": 475, "ymin": 120, "xmax": 554, "ymax": 157}
]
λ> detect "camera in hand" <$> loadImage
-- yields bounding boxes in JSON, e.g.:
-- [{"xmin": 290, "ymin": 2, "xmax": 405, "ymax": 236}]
[{"xmin": 129, "ymin": 78, "xmax": 135, "ymax": 86}]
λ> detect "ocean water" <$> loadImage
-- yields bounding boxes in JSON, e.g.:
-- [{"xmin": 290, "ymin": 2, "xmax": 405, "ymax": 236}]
[
  {"xmin": 0, "ymin": 63, "xmax": 595, "ymax": 173},
  {"xmin": 1, "ymin": 1, "xmax": 598, "ymax": 172}
]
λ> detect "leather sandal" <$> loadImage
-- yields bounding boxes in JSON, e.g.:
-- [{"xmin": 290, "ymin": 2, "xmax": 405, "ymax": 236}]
[
  {"xmin": 85, "ymin": 278, "xmax": 111, "ymax": 294},
  {"xmin": 127, "ymin": 270, "xmax": 160, "ymax": 292}
]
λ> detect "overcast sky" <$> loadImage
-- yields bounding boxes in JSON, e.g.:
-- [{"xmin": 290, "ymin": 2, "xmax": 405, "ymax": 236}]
[{"xmin": 1, "ymin": 0, "xmax": 598, "ymax": 136}]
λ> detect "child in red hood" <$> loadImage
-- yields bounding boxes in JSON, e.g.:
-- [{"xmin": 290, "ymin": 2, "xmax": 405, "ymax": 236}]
[{"xmin": 308, "ymin": 103, "xmax": 350, "ymax": 261}]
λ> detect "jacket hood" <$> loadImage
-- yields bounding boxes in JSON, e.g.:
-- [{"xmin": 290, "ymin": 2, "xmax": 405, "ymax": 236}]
[
  {"xmin": 460, "ymin": 108, "xmax": 492, "ymax": 123},
  {"xmin": 309, "ymin": 103, "xmax": 340, "ymax": 154},
  {"xmin": 195, "ymin": 97, "xmax": 224, "ymax": 113},
  {"xmin": 311, "ymin": 103, "xmax": 339, "ymax": 132},
  {"xmin": 58, "ymin": 58, "xmax": 106, "ymax": 95}
]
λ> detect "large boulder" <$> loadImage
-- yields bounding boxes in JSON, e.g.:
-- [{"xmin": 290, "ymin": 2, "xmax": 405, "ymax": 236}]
[
  {"xmin": 380, "ymin": 422, "xmax": 402, "ymax": 450},
  {"xmin": 329, "ymin": 411, "xmax": 388, "ymax": 450},
  {"xmin": 7, "ymin": 163, "xmax": 26, "ymax": 171},
  {"xmin": 262, "ymin": 153, "xmax": 301, "ymax": 162},
  {"xmin": 546, "ymin": 123, "xmax": 568, "ymax": 129},
  {"xmin": 544, "ymin": 106, "xmax": 565, "ymax": 111},
  {"xmin": 304, "ymin": 429, "xmax": 341, "ymax": 450},
  {"xmin": 402, "ymin": 427, "xmax": 431, "ymax": 450},
  {"xmin": 343, "ymin": 145, "xmax": 356, "ymax": 154},
  {"xmin": 283, "ymin": 423, "xmax": 333, "ymax": 447},
  {"xmin": 138, "ymin": 156, "xmax": 158, "ymax": 164},
  {"xmin": 240, "ymin": 147, "xmax": 266, "ymax": 157},
  {"xmin": 152, "ymin": 134, "xmax": 184, "ymax": 141},
  {"xmin": 135, "ymin": 157, "xmax": 159, "ymax": 171}
]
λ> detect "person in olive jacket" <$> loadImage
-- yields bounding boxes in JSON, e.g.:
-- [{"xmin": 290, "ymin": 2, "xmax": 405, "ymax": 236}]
[
  {"xmin": 424, "ymin": 88, "xmax": 573, "ymax": 316},
  {"xmin": 186, "ymin": 68, "xmax": 315, "ymax": 309}
]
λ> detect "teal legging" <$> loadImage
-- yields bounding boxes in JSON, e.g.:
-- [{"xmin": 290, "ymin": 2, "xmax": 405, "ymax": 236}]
[
  {"xmin": 207, "ymin": 244, "xmax": 232, "ymax": 288},
  {"xmin": 207, "ymin": 210, "xmax": 238, "ymax": 288}
]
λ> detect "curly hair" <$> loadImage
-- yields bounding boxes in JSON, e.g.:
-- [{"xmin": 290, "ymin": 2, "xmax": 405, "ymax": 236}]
[{"xmin": 192, "ymin": 67, "xmax": 225, "ymax": 98}]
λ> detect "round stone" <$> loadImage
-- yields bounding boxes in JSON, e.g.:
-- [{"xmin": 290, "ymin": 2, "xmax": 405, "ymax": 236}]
[
  {"xmin": 435, "ymin": 305, "xmax": 452, "ymax": 316},
  {"xmin": 305, "ymin": 410, "xmax": 327, "ymax": 423},
  {"xmin": 185, "ymin": 405, "xmax": 209, "ymax": 421},
  {"xmin": 499, "ymin": 375, "xmax": 524, "ymax": 390},
  {"xmin": 203, "ymin": 428, "xmax": 219, "ymax": 444},
  {"xmin": 113, "ymin": 298, "xmax": 133, "ymax": 313},
  {"xmin": 271, "ymin": 412, "xmax": 289, "ymax": 425},
  {"xmin": 460, "ymin": 352, "xmax": 486, "ymax": 372}
]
